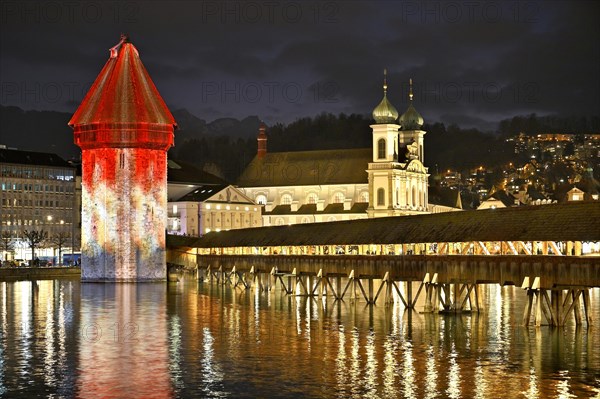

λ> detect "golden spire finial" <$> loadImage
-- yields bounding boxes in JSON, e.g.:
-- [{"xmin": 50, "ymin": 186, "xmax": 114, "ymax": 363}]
[
  {"xmin": 409, "ymin": 78, "xmax": 413, "ymax": 102},
  {"xmin": 383, "ymin": 68, "xmax": 388, "ymax": 95}
]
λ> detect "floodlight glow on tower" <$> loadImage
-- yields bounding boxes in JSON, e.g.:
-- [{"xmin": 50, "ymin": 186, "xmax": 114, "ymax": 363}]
[{"xmin": 69, "ymin": 35, "xmax": 177, "ymax": 281}]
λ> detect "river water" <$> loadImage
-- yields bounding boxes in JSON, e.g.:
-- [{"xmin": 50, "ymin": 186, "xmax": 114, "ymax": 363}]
[{"xmin": 1, "ymin": 276, "xmax": 599, "ymax": 398}]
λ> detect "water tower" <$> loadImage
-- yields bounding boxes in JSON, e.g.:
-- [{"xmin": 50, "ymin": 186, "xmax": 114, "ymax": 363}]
[{"xmin": 69, "ymin": 35, "xmax": 177, "ymax": 281}]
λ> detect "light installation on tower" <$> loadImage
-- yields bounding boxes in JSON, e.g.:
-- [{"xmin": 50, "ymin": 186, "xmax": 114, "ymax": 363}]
[{"xmin": 69, "ymin": 35, "xmax": 177, "ymax": 281}]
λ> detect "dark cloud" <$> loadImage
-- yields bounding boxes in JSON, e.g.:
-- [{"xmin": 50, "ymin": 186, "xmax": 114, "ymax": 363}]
[{"xmin": 1, "ymin": 0, "xmax": 598, "ymax": 131}]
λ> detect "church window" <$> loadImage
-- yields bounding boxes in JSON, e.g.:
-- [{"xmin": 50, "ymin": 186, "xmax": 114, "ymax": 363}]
[
  {"xmin": 332, "ymin": 192, "xmax": 345, "ymax": 204},
  {"xmin": 359, "ymin": 191, "xmax": 369, "ymax": 203},
  {"xmin": 377, "ymin": 188, "xmax": 385, "ymax": 206},
  {"xmin": 280, "ymin": 194, "xmax": 292, "ymax": 205},
  {"xmin": 306, "ymin": 193, "xmax": 318, "ymax": 204},
  {"xmin": 377, "ymin": 139, "xmax": 386, "ymax": 159},
  {"xmin": 255, "ymin": 194, "xmax": 267, "ymax": 205}
]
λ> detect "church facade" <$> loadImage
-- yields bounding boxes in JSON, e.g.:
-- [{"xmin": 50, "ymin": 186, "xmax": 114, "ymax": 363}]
[{"xmin": 237, "ymin": 74, "xmax": 430, "ymax": 226}]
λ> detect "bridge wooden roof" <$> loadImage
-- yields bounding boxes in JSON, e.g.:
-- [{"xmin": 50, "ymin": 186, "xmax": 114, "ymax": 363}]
[{"xmin": 168, "ymin": 202, "xmax": 600, "ymax": 248}]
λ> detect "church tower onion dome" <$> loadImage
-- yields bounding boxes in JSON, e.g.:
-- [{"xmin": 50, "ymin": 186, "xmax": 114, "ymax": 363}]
[
  {"xmin": 399, "ymin": 78, "xmax": 424, "ymax": 130},
  {"xmin": 372, "ymin": 69, "xmax": 399, "ymax": 124}
]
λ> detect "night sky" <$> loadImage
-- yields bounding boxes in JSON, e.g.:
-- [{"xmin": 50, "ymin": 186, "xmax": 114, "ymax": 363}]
[{"xmin": 1, "ymin": 1, "xmax": 599, "ymax": 131}]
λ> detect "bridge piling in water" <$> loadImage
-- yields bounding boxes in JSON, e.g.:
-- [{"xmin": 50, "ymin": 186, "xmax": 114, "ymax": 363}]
[{"xmin": 187, "ymin": 254, "xmax": 598, "ymax": 327}]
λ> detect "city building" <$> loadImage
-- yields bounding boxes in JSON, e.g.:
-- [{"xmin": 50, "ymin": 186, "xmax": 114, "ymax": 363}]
[
  {"xmin": 0, "ymin": 147, "xmax": 77, "ymax": 263},
  {"xmin": 168, "ymin": 184, "xmax": 261, "ymax": 235},
  {"xmin": 237, "ymin": 74, "xmax": 434, "ymax": 226},
  {"xmin": 166, "ymin": 159, "xmax": 262, "ymax": 235}
]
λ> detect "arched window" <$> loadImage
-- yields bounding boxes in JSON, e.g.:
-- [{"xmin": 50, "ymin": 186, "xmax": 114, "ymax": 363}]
[
  {"xmin": 377, "ymin": 188, "xmax": 385, "ymax": 206},
  {"xmin": 301, "ymin": 216, "xmax": 311, "ymax": 224},
  {"xmin": 280, "ymin": 194, "xmax": 292, "ymax": 205},
  {"xmin": 255, "ymin": 194, "xmax": 267, "ymax": 205},
  {"xmin": 377, "ymin": 138, "xmax": 386, "ymax": 159},
  {"xmin": 275, "ymin": 217, "xmax": 285, "ymax": 226},
  {"xmin": 359, "ymin": 191, "xmax": 369, "ymax": 203},
  {"xmin": 332, "ymin": 192, "xmax": 345, "ymax": 204},
  {"xmin": 327, "ymin": 216, "xmax": 337, "ymax": 222},
  {"xmin": 412, "ymin": 186, "xmax": 417, "ymax": 207},
  {"xmin": 306, "ymin": 193, "xmax": 318, "ymax": 204}
]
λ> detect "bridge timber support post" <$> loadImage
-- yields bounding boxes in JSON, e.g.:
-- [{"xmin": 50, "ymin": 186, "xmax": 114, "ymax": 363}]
[{"xmin": 522, "ymin": 276, "xmax": 593, "ymax": 327}]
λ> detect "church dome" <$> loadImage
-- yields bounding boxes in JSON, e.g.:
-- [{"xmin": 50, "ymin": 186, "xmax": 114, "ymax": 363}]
[
  {"xmin": 372, "ymin": 69, "xmax": 399, "ymax": 124},
  {"xmin": 399, "ymin": 78, "xmax": 424, "ymax": 130},
  {"xmin": 372, "ymin": 94, "xmax": 399, "ymax": 124},
  {"xmin": 399, "ymin": 103, "xmax": 423, "ymax": 130}
]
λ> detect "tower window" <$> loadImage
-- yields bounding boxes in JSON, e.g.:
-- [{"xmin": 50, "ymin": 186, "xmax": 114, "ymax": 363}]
[
  {"xmin": 378, "ymin": 139, "xmax": 386, "ymax": 159},
  {"xmin": 377, "ymin": 188, "xmax": 385, "ymax": 206}
]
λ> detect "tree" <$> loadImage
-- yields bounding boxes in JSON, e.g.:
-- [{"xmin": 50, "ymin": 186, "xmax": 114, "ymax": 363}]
[
  {"xmin": 50, "ymin": 232, "xmax": 70, "ymax": 266},
  {"xmin": 0, "ymin": 231, "xmax": 15, "ymax": 259},
  {"xmin": 22, "ymin": 229, "xmax": 48, "ymax": 266}
]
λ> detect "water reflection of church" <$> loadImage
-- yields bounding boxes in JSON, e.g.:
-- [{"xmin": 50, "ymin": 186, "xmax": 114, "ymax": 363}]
[{"xmin": 237, "ymin": 74, "xmax": 436, "ymax": 226}]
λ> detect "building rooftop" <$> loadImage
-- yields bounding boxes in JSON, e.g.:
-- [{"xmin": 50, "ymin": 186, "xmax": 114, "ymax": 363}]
[
  {"xmin": 168, "ymin": 202, "xmax": 600, "ymax": 248},
  {"xmin": 69, "ymin": 35, "xmax": 176, "ymax": 128},
  {"xmin": 0, "ymin": 148, "xmax": 72, "ymax": 168},
  {"xmin": 168, "ymin": 160, "xmax": 228, "ymax": 185},
  {"xmin": 237, "ymin": 148, "xmax": 372, "ymax": 187}
]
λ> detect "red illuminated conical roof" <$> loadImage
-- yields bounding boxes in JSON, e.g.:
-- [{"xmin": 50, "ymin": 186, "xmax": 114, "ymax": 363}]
[{"xmin": 69, "ymin": 35, "xmax": 176, "ymax": 128}]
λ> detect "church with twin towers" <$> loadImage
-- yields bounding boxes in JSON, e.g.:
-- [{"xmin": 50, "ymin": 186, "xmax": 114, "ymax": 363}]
[{"xmin": 236, "ymin": 72, "xmax": 438, "ymax": 227}]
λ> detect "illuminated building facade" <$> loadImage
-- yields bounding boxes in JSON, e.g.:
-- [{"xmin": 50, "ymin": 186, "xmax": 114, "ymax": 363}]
[
  {"xmin": 168, "ymin": 184, "xmax": 261, "ymax": 236},
  {"xmin": 237, "ymin": 74, "xmax": 431, "ymax": 225},
  {"xmin": 69, "ymin": 36, "xmax": 176, "ymax": 281},
  {"xmin": 0, "ymin": 148, "xmax": 77, "ymax": 262}
]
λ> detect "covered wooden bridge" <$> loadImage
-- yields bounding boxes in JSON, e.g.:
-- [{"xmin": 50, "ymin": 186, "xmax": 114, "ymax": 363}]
[{"xmin": 167, "ymin": 202, "xmax": 600, "ymax": 326}]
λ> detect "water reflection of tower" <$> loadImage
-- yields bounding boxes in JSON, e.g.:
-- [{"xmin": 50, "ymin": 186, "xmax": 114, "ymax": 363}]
[{"xmin": 69, "ymin": 35, "xmax": 177, "ymax": 281}]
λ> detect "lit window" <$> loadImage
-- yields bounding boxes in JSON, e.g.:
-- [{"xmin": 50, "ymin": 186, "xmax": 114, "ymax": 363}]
[
  {"xmin": 332, "ymin": 192, "xmax": 344, "ymax": 204},
  {"xmin": 173, "ymin": 205, "xmax": 178, "ymax": 214},
  {"xmin": 256, "ymin": 194, "xmax": 267, "ymax": 205},
  {"xmin": 307, "ymin": 193, "xmax": 318, "ymax": 204},
  {"xmin": 280, "ymin": 194, "xmax": 292, "ymax": 205},
  {"xmin": 359, "ymin": 191, "xmax": 369, "ymax": 203}
]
